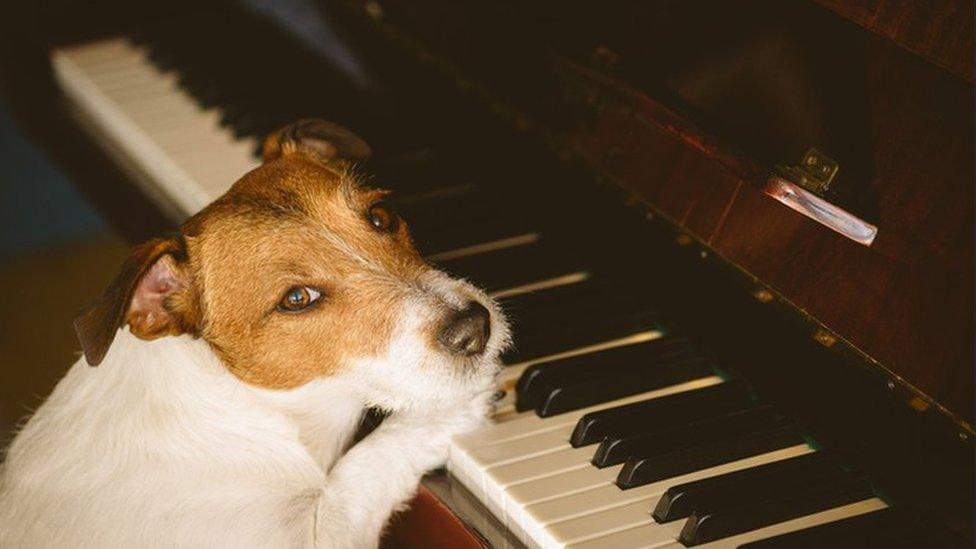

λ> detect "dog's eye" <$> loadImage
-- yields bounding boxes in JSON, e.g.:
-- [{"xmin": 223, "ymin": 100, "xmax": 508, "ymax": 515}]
[
  {"xmin": 278, "ymin": 286, "xmax": 322, "ymax": 313},
  {"xmin": 366, "ymin": 201, "xmax": 398, "ymax": 233}
]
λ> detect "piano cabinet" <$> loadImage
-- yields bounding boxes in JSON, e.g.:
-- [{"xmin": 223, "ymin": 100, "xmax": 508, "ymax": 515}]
[{"xmin": 337, "ymin": 0, "xmax": 975, "ymax": 425}]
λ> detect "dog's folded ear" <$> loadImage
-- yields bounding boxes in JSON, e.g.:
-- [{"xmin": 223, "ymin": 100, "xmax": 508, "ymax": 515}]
[
  {"xmin": 262, "ymin": 119, "xmax": 371, "ymax": 165},
  {"xmin": 74, "ymin": 237, "xmax": 198, "ymax": 366}
]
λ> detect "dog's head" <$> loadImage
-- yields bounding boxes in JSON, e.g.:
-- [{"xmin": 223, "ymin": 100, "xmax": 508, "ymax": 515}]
[{"xmin": 75, "ymin": 119, "xmax": 508, "ymax": 411}]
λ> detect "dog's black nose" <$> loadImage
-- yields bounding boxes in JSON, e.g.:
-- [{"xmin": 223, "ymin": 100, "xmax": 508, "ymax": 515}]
[{"xmin": 438, "ymin": 302, "xmax": 491, "ymax": 356}]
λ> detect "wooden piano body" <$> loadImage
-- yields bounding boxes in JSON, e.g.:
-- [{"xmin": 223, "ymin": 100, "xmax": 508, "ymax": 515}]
[{"xmin": 1, "ymin": 0, "xmax": 972, "ymax": 546}]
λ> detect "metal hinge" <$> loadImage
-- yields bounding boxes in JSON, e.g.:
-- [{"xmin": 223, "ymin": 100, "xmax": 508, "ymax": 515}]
[
  {"xmin": 774, "ymin": 148, "xmax": 839, "ymax": 195},
  {"xmin": 765, "ymin": 148, "xmax": 877, "ymax": 246}
]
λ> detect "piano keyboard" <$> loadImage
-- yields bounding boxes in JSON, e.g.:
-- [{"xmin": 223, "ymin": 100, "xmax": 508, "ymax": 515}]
[
  {"xmin": 449, "ymin": 351, "xmax": 890, "ymax": 549},
  {"xmin": 51, "ymin": 8, "xmax": 962, "ymax": 547},
  {"xmin": 52, "ymin": 37, "xmax": 259, "ymax": 219}
]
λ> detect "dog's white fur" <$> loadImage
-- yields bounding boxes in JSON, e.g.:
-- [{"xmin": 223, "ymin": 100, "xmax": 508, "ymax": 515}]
[{"xmin": 0, "ymin": 269, "xmax": 507, "ymax": 548}]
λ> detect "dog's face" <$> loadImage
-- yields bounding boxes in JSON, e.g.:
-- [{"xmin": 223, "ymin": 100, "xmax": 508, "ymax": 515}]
[{"xmin": 75, "ymin": 120, "xmax": 508, "ymax": 411}]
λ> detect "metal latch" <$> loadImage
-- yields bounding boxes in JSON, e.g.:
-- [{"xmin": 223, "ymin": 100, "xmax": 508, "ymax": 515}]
[
  {"xmin": 774, "ymin": 148, "xmax": 839, "ymax": 195},
  {"xmin": 765, "ymin": 147, "xmax": 876, "ymax": 246}
]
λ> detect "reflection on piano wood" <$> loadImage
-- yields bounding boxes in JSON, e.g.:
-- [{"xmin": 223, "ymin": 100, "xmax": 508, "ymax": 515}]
[{"xmin": 11, "ymin": 0, "xmax": 971, "ymax": 547}]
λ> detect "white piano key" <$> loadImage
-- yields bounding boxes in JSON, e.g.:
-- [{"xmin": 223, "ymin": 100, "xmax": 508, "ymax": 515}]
[
  {"xmin": 61, "ymin": 43, "xmax": 127, "ymax": 66},
  {"xmin": 137, "ymin": 109, "xmax": 224, "ymax": 135},
  {"xmin": 524, "ymin": 483, "xmax": 661, "ymax": 538},
  {"xmin": 97, "ymin": 68, "xmax": 180, "ymax": 95},
  {"xmin": 506, "ymin": 461, "xmax": 623, "ymax": 514},
  {"xmin": 544, "ymin": 498, "xmax": 665, "ymax": 548},
  {"xmin": 485, "ymin": 445, "xmax": 596, "ymax": 516},
  {"xmin": 110, "ymin": 94, "xmax": 198, "ymax": 123},
  {"xmin": 520, "ymin": 445, "xmax": 815, "ymax": 548},
  {"xmin": 113, "ymin": 96, "xmax": 215, "ymax": 134},
  {"xmin": 565, "ymin": 522, "xmax": 664, "ymax": 549},
  {"xmin": 66, "ymin": 41, "xmax": 145, "ymax": 69},
  {"xmin": 467, "ymin": 426, "xmax": 574, "ymax": 470}
]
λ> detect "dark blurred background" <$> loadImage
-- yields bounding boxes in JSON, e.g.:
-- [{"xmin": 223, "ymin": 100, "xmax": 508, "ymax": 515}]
[{"xmin": 0, "ymin": 102, "xmax": 128, "ymax": 440}]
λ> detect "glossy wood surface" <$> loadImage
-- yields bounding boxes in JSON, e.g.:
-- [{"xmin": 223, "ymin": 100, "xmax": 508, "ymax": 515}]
[
  {"xmin": 354, "ymin": 0, "xmax": 974, "ymax": 422},
  {"xmin": 813, "ymin": 0, "xmax": 974, "ymax": 80},
  {"xmin": 552, "ymin": 46, "xmax": 974, "ymax": 421},
  {"xmin": 381, "ymin": 484, "xmax": 487, "ymax": 549}
]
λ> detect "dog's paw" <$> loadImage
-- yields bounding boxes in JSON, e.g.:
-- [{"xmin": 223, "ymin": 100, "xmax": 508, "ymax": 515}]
[
  {"xmin": 371, "ymin": 390, "xmax": 492, "ymax": 470},
  {"xmin": 437, "ymin": 381, "xmax": 497, "ymax": 432}
]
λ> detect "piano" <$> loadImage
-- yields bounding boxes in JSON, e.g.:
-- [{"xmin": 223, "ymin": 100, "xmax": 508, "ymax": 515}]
[{"xmin": 2, "ymin": 0, "xmax": 972, "ymax": 547}]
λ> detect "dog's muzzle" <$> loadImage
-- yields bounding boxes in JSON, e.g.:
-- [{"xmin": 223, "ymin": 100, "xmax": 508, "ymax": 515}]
[{"xmin": 438, "ymin": 301, "xmax": 491, "ymax": 356}]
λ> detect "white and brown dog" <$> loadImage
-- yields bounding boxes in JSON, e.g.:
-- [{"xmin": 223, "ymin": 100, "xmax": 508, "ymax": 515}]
[{"xmin": 0, "ymin": 120, "xmax": 508, "ymax": 548}]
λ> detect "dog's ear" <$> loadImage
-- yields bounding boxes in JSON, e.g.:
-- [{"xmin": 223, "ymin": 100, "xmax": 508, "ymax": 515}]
[
  {"xmin": 262, "ymin": 119, "xmax": 371, "ymax": 165},
  {"xmin": 74, "ymin": 237, "xmax": 197, "ymax": 366}
]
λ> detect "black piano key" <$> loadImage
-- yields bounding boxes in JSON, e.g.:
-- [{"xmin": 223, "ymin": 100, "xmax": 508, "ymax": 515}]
[
  {"xmin": 504, "ymin": 294, "xmax": 653, "ymax": 338},
  {"xmin": 652, "ymin": 452, "xmax": 850, "ymax": 523},
  {"xmin": 501, "ymin": 280, "xmax": 661, "ymax": 334},
  {"xmin": 504, "ymin": 308, "xmax": 663, "ymax": 364},
  {"xmin": 436, "ymin": 240, "xmax": 591, "ymax": 294},
  {"xmin": 403, "ymin": 191, "xmax": 538, "ymax": 256},
  {"xmin": 596, "ymin": 404, "xmax": 783, "ymax": 468},
  {"xmin": 887, "ymin": 528, "xmax": 973, "ymax": 549},
  {"xmin": 615, "ymin": 421, "xmax": 804, "ymax": 489},
  {"xmin": 738, "ymin": 508, "xmax": 923, "ymax": 548},
  {"xmin": 502, "ymin": 293, "xmax": 650, "ymax": 343},
  {"xmin": 368, "ymin": 149, "xmax": 472, "ymax": 197},
  {"xmin": 536, "ymin": 358, "xmax": 714, "ymax": 417},
  {"xmin": 678, "ymin": 475, "xmax": 876, "ymax": 546},
  {"xmin": 500, "ymin": 283, "xmax": 664, "ymax": 363},
  {"xmin": 500, "ymin": 278, "xmax": 651, "ymax": 318},
  {"xmin": 516, "ymin": 336, "xmax": 694, "ymax": 412},
  {"xmin": 571, "ymin": 380, "xmax": 756, "ymax": 446}
]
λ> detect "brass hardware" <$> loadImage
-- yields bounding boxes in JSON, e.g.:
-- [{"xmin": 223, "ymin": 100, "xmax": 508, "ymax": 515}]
[
  {"xmin": 775, "ymin": 148, "xmax": 839, "ymax": 195},
  {"xmin": 676, "ymin": 234, "xmax": 693, "ymax": 246},
  {"xmin": 908, "ymin": 397, "xmax": 930, "ymax": 412},
  {"xmin": 752, "ymin": 289, "xmax": 774, "ymax": 303},
  {"xmin": 813, "ymin": 330, "xmax": 837, "ymax": 348}
]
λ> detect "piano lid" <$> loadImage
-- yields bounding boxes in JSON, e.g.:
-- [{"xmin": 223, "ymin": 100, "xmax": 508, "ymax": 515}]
[{"xmin": 333, "ymin": 0, "xmax": 974, "ymax": 425}]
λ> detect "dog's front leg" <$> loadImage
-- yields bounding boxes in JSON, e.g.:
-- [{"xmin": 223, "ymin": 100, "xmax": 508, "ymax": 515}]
[{"xmin": 312, "ymin": 397, "xmax": 490, "ymax": 548}]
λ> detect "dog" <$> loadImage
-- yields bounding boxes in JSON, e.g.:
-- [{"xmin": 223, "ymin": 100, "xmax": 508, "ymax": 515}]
[{"xmin": 0, "ymin": 119, "xmax": 509, "ymax": 548}]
